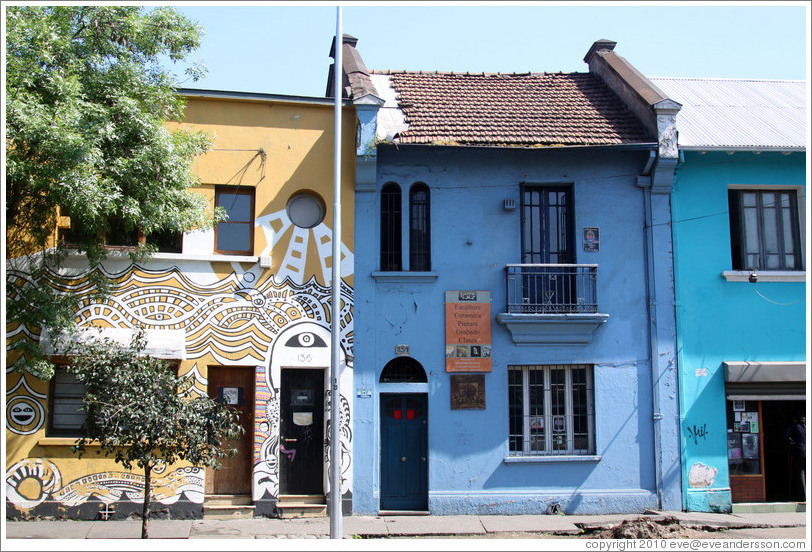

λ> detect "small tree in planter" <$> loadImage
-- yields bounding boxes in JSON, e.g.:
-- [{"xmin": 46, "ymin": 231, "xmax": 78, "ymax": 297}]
[{"xmin": 69, "ymin": 331, "xmax": 243, "ymax": 538}]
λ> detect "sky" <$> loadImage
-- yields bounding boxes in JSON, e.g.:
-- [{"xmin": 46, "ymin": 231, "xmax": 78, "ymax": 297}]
[{"xmin": 165, "ymin": 2, "xmax": 810, "ymax": 98}]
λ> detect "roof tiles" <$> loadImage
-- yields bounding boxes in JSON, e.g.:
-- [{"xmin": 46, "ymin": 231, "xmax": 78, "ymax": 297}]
[{"xmin": 373, "ymin": 70, "xmax": 651, "ymax": 147}]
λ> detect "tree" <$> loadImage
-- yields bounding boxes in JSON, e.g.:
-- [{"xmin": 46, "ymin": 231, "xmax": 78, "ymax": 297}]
[
  {"xmin": 69, "ymin": 331, "xmax": 243, "ymax": 539},
  {"xmin": 5, "ymin": 6, "xmax": 218, "ymax": 378}
]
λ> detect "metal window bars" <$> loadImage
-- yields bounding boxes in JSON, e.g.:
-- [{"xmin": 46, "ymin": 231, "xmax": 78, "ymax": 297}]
[{"xmin": 505, "ymin": 264, "xmax": 598, "ymax": 314}]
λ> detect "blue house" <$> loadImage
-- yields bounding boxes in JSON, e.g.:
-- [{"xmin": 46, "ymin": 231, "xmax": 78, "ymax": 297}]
[
  {"xmin": 339, "ymin": 38, "xmax": 684, "ymax": 515},
  {"xmin": 651, "ymin": 77, "xmax": 807, "ymax": 513}
]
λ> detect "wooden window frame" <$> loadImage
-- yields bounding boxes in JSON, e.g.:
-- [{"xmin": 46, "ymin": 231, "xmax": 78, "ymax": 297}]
[
  {"xmin": 214, "ymin": 186, "xmax": 255, "ymax": 255},
  {"xmin": 728, "ymin": 188, "xmax": 803, "ymax": 271}
]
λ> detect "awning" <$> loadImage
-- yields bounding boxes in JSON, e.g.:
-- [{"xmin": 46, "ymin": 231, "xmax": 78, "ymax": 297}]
[
  {"xmin": 40, "ymin": 327, "xmax": 186, "ymax": 360},
  {"xmin": 724, "ymin": 361, "xmax": 807, "ymax": 401}
]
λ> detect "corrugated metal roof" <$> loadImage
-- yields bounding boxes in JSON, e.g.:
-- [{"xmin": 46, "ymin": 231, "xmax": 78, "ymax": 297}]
[{"xmin": 649, "ymin": 78, "xmax": 806, "ymax": 151}]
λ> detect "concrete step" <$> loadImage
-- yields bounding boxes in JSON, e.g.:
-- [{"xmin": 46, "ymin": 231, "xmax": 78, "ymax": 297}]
[
  {"xmin": 732, "ymin": 502, "xmax": 806, "ymax": 513},
  {"xmin": 203, "ymin": 494, "xmax": 255, "ymax": 520},
  {"xmin": 277, "ymin": 495, "xmax": 326, "ymax": 518}
]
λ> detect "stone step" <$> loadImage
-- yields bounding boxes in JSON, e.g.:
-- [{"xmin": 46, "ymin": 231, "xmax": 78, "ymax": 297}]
[
  {"xmin": 277, "ymin": 495, "xmax": 327, "ymax": 518},
  {"xmin": 732, "ymin": 502, "xmax": 806, "ymax": 513},
  {"xmin": 205, "ymin": 494, "xmax": 253, "ymax": 506},
  {"xmin": 203, "ymin": 494, "xmax": 255, "ymax": 520},
  {"xmin": 278, "ymin": 494, "xmax": 325, "ymax": 505}
]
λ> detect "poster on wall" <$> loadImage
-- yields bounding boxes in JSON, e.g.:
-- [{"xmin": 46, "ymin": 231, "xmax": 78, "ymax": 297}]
[
  {"xmin": 741, "ymin": 412, "xmax": 759, "ymax": 433},
  {"xmin": 445, "ymin": 291, "xmax": 492, "ymax": 372},
  {"xmin": 727, "ymin": 431, "xmax": 742, "ymax": 460},
  {"xmin": 742, "ymin": 433, "xmax": 759, "ymax": 459}
]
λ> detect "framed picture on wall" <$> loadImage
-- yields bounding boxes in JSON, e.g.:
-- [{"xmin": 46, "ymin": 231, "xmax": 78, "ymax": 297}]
[{"xmin": 733, "ymin": 400, "xmax": 745, "ymax": 412}]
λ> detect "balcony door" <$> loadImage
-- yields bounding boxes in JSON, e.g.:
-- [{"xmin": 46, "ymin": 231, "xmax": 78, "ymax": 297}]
[{"xmin": 520, "ymin": 185, "xmax": 575, "ymax": 311}]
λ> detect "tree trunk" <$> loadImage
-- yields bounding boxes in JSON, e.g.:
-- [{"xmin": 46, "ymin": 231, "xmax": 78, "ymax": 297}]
[{"xmin": 142, "ymin": 463, "xmax": 151, "ymax": 539}]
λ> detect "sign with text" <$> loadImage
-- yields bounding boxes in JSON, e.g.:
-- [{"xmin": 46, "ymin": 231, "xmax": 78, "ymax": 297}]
[{"xmin": 445, "ymin": 290, "xmax": 492, "ymax": 372}]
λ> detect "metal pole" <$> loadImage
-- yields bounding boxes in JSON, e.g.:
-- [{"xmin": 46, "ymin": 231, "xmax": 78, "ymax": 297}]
[{"xmin": 329, "ymin": 5, "xmax": 343, "ymax": 540}]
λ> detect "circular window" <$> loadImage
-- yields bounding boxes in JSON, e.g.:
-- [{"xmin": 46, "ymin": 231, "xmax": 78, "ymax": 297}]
[{"xmin": 286, "ymin": 192, "xmax": 326, "ymax": 229}]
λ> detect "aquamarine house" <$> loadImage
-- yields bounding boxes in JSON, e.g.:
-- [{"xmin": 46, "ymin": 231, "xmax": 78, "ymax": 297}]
[
  {"xmin": 651, "ymin": 77, "xmax": 807, "ymax": 512},
  {"xmin": 338, "ymin": 38, "xmax": 684, "ymax": 515}
]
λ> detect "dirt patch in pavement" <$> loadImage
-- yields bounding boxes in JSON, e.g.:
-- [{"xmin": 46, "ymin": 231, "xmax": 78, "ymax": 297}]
[{"xmin": 583, "ymin": 517, "xmax": 715, "ymax": 539}]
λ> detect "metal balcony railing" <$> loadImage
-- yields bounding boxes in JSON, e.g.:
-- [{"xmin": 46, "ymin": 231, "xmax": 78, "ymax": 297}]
[{"xmin": 505, "ymin": 264, "xmax": 599, "ymax": 314}]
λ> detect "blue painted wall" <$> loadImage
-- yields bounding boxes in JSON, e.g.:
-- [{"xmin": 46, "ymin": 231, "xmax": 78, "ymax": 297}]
[
  {"xmin": 353, "ymin": 144, "xmax": 682, "ymax": 515},
  {"xmin": 671, "ymin": 151, "xmax": 807, "ymax": 513}
]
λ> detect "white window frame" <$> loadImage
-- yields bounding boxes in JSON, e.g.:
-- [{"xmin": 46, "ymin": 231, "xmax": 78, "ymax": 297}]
[{"xmin": 509, "ymin": 364, "xmax": 595, "ymax": 456}]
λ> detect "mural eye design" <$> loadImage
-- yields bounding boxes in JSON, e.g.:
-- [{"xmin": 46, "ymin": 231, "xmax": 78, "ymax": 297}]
[{"xmin": 285, "ymin": 332, "xmax": 327, "ymax": 348}]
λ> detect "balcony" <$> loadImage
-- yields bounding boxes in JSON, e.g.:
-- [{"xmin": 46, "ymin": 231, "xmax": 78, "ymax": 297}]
[{"xmin": 496, "ymin": 264, "xmax": 609, "ymax": 345}]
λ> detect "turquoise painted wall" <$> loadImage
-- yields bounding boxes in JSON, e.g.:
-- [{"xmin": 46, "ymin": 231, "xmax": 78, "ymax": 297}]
[{"xmin": 671, "ymin": 151, "xmax": 807, "ymax": 512}]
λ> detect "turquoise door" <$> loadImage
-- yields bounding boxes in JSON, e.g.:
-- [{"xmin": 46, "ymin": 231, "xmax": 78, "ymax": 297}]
[{"xmin": 380, "ymin": 394, "xmax": 428, "ymax": 510}]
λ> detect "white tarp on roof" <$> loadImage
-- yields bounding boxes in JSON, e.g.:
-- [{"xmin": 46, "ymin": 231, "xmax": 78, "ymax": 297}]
[
  {"xmin": 370, "ymin": 73, "xmax": 408, "ymax": 142},
  {"xmin": 649, "ymin": 77, "xmax": 806, "ymax": 151}
]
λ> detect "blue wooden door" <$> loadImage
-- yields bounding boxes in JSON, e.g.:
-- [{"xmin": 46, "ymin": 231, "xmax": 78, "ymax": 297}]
[{"xmin": 380, "ymin": 394, "xmax": 428, "ymax": 510}]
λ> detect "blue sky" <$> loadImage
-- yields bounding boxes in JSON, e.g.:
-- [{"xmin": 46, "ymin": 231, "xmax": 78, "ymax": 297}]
[{"xmin": 168, "ymin": 2, "xmax": 808, "ymax": 97}]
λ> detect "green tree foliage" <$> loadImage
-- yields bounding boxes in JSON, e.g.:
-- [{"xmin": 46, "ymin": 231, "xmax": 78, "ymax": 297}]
[
  {"xmin": 69, "ymin": 331, "xmax": 243, "ymax": 539},
  {"xmin": 5, "ymin": 6, "xmax": 218, "ymax": 377}
]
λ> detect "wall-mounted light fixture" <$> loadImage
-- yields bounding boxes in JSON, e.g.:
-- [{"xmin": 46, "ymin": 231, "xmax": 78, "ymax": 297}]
[
  {"xmin": 504, "ymin": 198, "xmax": 516, "ymax": 211},
  {"xmin": 748, "ymin": 271, "xmax": 758, "ymax": 283}
]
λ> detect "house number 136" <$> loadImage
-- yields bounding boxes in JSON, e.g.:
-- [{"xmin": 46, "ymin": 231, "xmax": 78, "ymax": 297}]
[{"xmin": 297, "ymin": 354, "xmax": 312, "ymax": 363}]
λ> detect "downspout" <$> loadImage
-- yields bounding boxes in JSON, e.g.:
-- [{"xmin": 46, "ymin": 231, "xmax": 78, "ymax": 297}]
[
  {"xmin": 638, "ymin": 149, "xmax": 664, "ymax": 509},
  {"xmin": 671, "ymin": 149, "xmax": 688, "ymax": 511}
]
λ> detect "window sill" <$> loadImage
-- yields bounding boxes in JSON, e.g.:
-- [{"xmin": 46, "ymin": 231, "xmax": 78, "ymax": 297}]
[
  {"xmin": 504, "ymin": 455, "xmax": 601, "ymax": 464},
  {"xmin": 66, "ymin": 250, "xmax": 260, "ymax": 264},
  {"xmin": 38, "ymin": 437, "xmax": 100, "ymax": 447},
  {"xmin": 371, "ymin": 271, "xmax": 438, "ymax": 283},
  {"xmin": 722, "ymin": 270, "xmax": 806, "ymax": 282}
]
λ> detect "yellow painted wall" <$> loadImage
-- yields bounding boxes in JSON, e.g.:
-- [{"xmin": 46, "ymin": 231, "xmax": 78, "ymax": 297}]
[{"xmin": 6, "ymin": 94, "xmax": 359, "ymax": 518}]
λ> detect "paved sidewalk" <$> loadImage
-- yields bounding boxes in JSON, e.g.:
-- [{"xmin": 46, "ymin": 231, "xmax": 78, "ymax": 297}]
[{"xmin": 4, "ymin": 510, "xmax": 808, "ymax": 540}]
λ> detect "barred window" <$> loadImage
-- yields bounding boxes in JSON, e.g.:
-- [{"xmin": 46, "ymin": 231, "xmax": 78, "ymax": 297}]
[
  {"xmin": 48, "ymin": 368, "xmax": 86, "ymax": 437},
  {"xmin": 508, "ymin": 364, "xmax": 595, "ymax": 456},
  {"xmin": 409, "ymin": 183, "xmax": 431, "ymax": 271},
  {"xmin": 380, "ymin": 183, "xmax": 402, "ymax": 271}
]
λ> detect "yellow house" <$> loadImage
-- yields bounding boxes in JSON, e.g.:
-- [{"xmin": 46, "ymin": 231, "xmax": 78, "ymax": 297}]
[{"xmin": 6, "ymin": 88, "xmax": 361, "ymax": 519}]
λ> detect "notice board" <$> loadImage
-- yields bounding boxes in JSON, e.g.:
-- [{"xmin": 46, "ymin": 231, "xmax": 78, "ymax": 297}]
[{"xmin": 445, "ymin": 290, "xmax": 492, "ymax": 372}]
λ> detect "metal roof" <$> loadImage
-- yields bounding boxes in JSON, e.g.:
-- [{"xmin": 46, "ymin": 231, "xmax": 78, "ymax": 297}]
[{"xmin": 648, "ymin": 78, "xmax": 807, "ymax": 151}]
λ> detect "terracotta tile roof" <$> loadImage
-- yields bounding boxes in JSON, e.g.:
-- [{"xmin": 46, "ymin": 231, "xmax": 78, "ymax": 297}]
[{"xmin": 373, "ymin": 70, "xmax": 651, "ymax": 147}]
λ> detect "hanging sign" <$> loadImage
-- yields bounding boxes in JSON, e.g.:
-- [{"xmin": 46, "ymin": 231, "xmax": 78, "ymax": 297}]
[{"xmin": 445, "ymin": 290, "xmax": 492, "ymax": 372}]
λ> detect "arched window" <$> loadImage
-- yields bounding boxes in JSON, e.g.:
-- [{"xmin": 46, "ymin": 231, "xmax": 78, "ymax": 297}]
[
  {"xmin": 380, "ymin": 357, "xmax": 427, "ymax": 383},
  {"xmin": 409, "ymin": 183, "xmax": 431, "ymax": 271},
  {"xmin": 380, "ymin": 183, "xmax": 402, "ymax": 271}
]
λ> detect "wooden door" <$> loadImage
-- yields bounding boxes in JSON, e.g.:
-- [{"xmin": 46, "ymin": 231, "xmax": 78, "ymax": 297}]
[
  {"xmin": 380, "ymin": 394, "xmax": 428, "ymax": 511},
  {"xmin": 205, "ymin": 366, "xmax": 254, "ymax": 495},
  {"xmin": 279, "ymin": 368, "xmax": 324, "ymax": 495}
]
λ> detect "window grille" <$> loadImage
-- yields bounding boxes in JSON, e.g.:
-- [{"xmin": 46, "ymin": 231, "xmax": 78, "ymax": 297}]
[
  {"xmin": 380, "ymin": 357, "xmax": 427, "ymax": 383},
  {"xmin": 508, "ymin": 364, "xmax": 594, "ymax": 456},
  {"xmin": 380, "ymin": 183, "xmax": 402, "ymax": 271},
  {"xmin": 48, "ymin": 368, "xmax": 87, "ymax": 437},
  {"xmin": 409, "ymin": 183, "xmax": 431, "ymax": 271}
]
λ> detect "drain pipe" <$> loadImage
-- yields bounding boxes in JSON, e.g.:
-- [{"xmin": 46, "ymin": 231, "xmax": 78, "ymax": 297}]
[{"xmin": 638, "ymin": 149, "xmax": 664, "ymax": 510}]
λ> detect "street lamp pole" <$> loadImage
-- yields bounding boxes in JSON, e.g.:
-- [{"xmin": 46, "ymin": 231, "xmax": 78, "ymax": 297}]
[{"xmin": 329, "ymin": 5, "xmax": 343, "ymax": 541}]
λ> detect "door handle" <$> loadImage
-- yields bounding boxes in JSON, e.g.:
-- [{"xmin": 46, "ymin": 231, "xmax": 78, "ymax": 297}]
[{"xmin": 283, "ymin": 438, "xmax": 298, "ymax": 443}]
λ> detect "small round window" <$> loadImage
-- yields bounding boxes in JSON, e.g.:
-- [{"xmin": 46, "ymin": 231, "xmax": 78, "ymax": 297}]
[{"xmin": 286, "ymin": 192, "xmax": 325, "ymax": 229}]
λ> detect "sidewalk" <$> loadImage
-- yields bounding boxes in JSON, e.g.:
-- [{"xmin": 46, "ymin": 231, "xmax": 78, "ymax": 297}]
[{"xmin": 4, "ymin": 510, "xmax": 807, "ymax": 540}]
